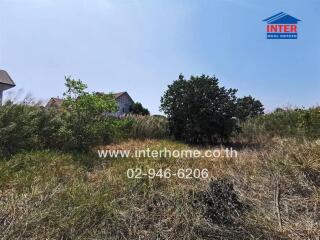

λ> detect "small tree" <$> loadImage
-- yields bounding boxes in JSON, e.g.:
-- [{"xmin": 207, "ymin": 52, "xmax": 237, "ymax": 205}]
[
  {"xmin": 61, "ymin": 77, "xmax": 118, "ymax": 151},
  {"xmin": 236, "ymin": 96, "xmax": 264, "ymax": 121},
  {"xmin": 129, "ymin": 102, "xmax": 150, "ymax": 115},
  {"xmin": 160, "ymin": 74, "xmax": 238, "ymax": 143}
]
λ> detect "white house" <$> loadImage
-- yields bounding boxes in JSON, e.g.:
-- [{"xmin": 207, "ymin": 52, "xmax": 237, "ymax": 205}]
[
  {"xmin": 46, "ymin": 91, "xmax": 134, "ymax": 117},
  {"xmin": 112, "ymin": 92, "xmax": 134, "ymax": 116},
  {"xmin": 0, "ymin": 70, "xmax": 16, "ymax": 105}
]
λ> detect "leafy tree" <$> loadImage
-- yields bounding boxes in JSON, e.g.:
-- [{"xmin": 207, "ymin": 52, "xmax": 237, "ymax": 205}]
[
  {"xmin": 63, "ymin": 77, "xmax": 118, "ymax": 120},
  {"xmin": 274, "ymin": 107, "xmax": 284, "ymax": 113},
  {"xmin": 160, "ymin": 74, "xmax": 238, "ymax": 143},
  {"xmin": 61, "ymin": 77, "xmax": 118, "ymax": 151},
  {"xmin": 236, "ymin": 96, "xmax": 264, "ymax": 121},
  {"xmin": 129, "ymin": 102, "xmax": 150, "ymax": 116}
]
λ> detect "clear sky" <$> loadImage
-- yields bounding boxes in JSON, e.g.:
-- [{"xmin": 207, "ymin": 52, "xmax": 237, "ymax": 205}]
[{"xmin": 1, "ymin": 0, "xmax": 319, "ymax": 114}]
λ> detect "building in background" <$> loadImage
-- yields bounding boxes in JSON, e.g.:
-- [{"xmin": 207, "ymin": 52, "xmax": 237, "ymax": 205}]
[
  {"xmin": 112, "ymin": 92, "xmax": 134, "ymax": 116},
  {"xmin": 0, "ymin": 70, "xmax": 16, "ymax": 105}
]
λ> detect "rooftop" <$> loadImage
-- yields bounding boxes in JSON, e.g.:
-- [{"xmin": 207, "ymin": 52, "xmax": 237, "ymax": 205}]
[
  {"xmin": 0, "ymin": 70, "xmax": 16, "ymax": 87},
  {"xmin": 263, "ymin": 12, "xmax": 301, "ymax": 24}
]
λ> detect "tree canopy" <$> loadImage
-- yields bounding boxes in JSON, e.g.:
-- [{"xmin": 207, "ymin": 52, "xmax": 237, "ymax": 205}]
[
  {"xmin": 160, "ymin": 74, "xmax": 264, "ymax": 144},
  {"xmin": 129, "ymin": 102, "xmax": 150, "ymax": 116},
  {"xmin": 236, "ymin": 96, "xmax": 264, "ymax": 121},
  {"xmin": 160, "ymin": 74, "xmax": 238, "ymax": 143},
  {"xmin": 62, "ymin": 77, "xmax": 118, "ymax": 150}
]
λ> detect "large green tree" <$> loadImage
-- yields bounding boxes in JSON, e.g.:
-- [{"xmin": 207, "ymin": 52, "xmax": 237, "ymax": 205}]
[{"xmin": 160, "ymin": 74, "xmax": 238, "ymax": 143}]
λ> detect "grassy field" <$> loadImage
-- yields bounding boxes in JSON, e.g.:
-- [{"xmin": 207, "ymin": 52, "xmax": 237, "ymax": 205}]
[{"xmin": 1, "ymin": 139, "xmax": 319, "ymax": 239}]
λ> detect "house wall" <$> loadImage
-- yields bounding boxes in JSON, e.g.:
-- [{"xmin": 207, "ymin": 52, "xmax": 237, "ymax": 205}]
[
  {"xmin": 115, "ymin": 94, "xmax": 133, "ymax": 116},
  {"xmin": 0, "ymin": 83, "xmax": 15, "ymax": 106}
]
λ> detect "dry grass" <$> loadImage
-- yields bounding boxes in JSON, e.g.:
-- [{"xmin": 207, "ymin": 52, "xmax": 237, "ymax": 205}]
[{"xmin": 0, "ymin": 139, "xmax": 319, "ymax": 239}]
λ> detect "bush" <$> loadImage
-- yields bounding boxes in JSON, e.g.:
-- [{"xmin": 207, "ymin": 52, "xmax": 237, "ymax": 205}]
[
  {"xmin": 160, "ymin": 74, "xmax": 238, "ymax": 143},
  {"xmin": 0, "ymin": 77, "xmax": 132, "ymax": 157},
  {"xmin": 59, "ymin": 77, "xmax": 119, "ymax": 151},
  {"xmin": 0, "ymin": 102, "xmax": 134, "ymax": 157},
  {"xmin": 0, "ymin": 77, "xmax": 167, "ymax": 157},
  {"xmin": 237, "ymin": 107, "xmax": 320, "ymax": 143},
  {"xmin": 0, "ymin": 103, "xmax": 64, "ymax": 157}
]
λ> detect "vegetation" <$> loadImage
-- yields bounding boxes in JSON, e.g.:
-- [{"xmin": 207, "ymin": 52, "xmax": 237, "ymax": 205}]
[
  {"xmin": 160, "ymin": 74, "xmax": 237, "ymax": 143},
  {"xmin": 129, "ymin": 102, "xmax": 150, "ymax": 115},
  {"xmin": 0, "ymin": 139, "xmax": 319, "ymax": 239},
  {"xmin": 236, "ymin": 95, "xmax": 264, "ymax": 121},
  {"xmin": 0, "ymin": 103, "xmax": 62, "ymax": 157},
  {"xmin": 0, "ymin": 75, "xmax": 319, "ymax": 239},
  {"xmin": 237, "ymin": 107, "xmax": 320, "ymax": 143},
  {"xmin": 61, "ymin": 77, "xmax": 120, "ymax": 151},
  {"xmin": 160, "ymin": 74, "xmax": 264, "ymax": 144},
  {"xmin": 125, "ymin": 114, "xmax": 169, "ymax": 139},
  {"xmin": 0, "ymin": 78, "xmax": 153, "ymax": 157}
]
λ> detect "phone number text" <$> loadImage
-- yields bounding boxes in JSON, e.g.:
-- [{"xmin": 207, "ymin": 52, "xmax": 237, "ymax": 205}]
[{"xmin": 126, "ymin": 168, "xmax": 209, "ymax": 179}]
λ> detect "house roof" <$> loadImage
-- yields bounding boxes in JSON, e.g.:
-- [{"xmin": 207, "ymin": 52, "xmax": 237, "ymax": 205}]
[
  {"xmin": 263, "ymin": 12, "xmax": 301, "ymax": 24},
  {"xmin": 113, "ymin": 92, "xmax": 126, "ymax": 98},
  {"xmin": 0, "ymin": 70, "xmax": 16, "ymax": 87},
  {"xmin": 46, "ymin": 98, "xmax": 64, "ymax": 108},
  {"xmin": 113, "ymin": 92, "xmax": 134, "ymax": 104},
  {"xmin": 95, "ymin": 91, "xmax": 134, "ymax": 103},
  {"xmin": 95, "ymin": 91, "xmax": 126, "ymax": 98}
]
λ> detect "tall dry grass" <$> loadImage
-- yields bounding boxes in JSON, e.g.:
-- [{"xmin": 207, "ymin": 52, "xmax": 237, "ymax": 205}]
[
  {"xmin": 1, "ymin": 139, "xmax": 319, "ymax": 239},
  {"xmin": 125, "ymin": 114, "xmax": 169, "ymax": 139},
  {"xmin": 236, "ymin": 108, "xmax": 320, "ymax": 144}
]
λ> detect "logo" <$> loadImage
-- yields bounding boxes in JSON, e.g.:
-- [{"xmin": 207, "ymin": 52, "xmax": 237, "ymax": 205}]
[{"xmin": 263, "ymin": 12, "xmax": 301, "ymax": 39}]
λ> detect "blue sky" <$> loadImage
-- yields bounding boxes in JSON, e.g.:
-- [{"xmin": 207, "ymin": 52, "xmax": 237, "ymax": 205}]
[{"xmin": 1, "ymin": 0, "xmax": 319, "ymax": 114}]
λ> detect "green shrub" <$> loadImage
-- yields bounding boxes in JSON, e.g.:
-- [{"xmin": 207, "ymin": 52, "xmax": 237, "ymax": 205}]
[
  {"xmin": 237, "ymin": 107, "xmax": 320, "ymax": 143},
  {"xmin": 0, "ymin": 102, "xmax": 133, "ymax": 157},
  {"xmin": 0, "ymin": 99, "xmax": 165, "ymax": 158},
  {"xmin": 0, "ymin": 103, "xmax": 64, "ymax": 157},
  {"xmin": 59, "ymin": 77, "xmax": 119, "ymax": 151}
]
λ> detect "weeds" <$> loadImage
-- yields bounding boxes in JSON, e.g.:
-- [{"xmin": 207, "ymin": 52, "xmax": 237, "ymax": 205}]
[
  {"xmin": 236, "ymin": 107, "xmax": 320, "ymax": 143},
  {"xmin": 0, "ymin": 139, "xmax": 319, "ymax": 239}
]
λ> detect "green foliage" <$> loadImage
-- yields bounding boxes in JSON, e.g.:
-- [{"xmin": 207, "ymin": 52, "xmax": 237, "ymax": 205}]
[
  {"xmin": 1, "ymin": 139, "xmax": 319, "ymax": 239},
  {"xmin": 63, "ymin": 77, "xmax": 87, "ymax": 99},
  {"xmin": 236, "ymin": 95, "xmax": 264, "ymax": 121},
  {"xmin": 129, "ymin": 102, "xmax": 150, "ymax": 116},
  {"xmin": 0, "ymin": 103, "xmax": 64, "ymax": 157},
  {"xmin": 237, "ymin": 107, "xmax": 320, "ymax": 143},
  {"xmin": 63, "ymin": 77, "xmax": 118, "ymax": 117},
  {"xmin": 0, "ymin": 77, "xmax": 168, "ymax": 157},
  {"xmin": 60, "ymin": 77, "xmax": 118, "ymax": 151},
  {"xmin": 160, "ymin": 74, "xmax": 238, "ymax": 143}
]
